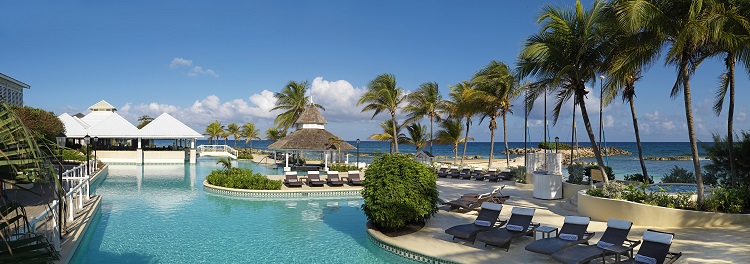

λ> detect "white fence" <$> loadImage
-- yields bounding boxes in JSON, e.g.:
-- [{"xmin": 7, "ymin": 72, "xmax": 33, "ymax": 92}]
[
  {"xmin": 27, "ymin": 158, "xmax": 96, "ymax": 251},
  {"xmin": 197, "ymin": 145, "xmax": 238, "ymax": 158}
]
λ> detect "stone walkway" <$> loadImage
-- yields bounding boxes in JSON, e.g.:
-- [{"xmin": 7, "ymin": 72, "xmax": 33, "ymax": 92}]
[{"xmin": 373, "ymin": 178, "xmax": 750, "ymax": 263}]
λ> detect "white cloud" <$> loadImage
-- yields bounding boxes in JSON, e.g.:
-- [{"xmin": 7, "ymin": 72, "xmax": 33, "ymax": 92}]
[
  {"xmin": 309, "ymin": 77, "xmax": 370, "ymax": 122},
  {"xmin": 738, "ymin": 111, "xmax": 747, "ymax": 121},
  {"xmin": 169, "ymin": 58, "xmax": 192, "ymax": 69},
  {"xmin": 168, "ymin": 58, "xmax": 218, "ymax": 78}
]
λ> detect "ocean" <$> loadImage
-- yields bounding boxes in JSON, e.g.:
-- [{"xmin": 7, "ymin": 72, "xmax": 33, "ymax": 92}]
[{"xmin": 191, "ymin": 139, "xmax": 713, "ymax": 181}]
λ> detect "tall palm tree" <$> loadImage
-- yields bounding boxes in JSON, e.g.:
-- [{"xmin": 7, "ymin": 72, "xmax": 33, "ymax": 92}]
[
  {"xmin": 358, "ymin": 73, "xmax": 405, "ymax": 153},
  {"xmin": 265, "ymin": 127, "xmax": 285, "ymax": 142},
  {"xmin": 137, "ymin": 115, "xmax": 154, "ymax": 129},
  {"xmin": 240, "ymin": 122, "xmax": 261, "ymax": 153},
  {"xmin": 405, "ymin": 122, "xmax": 429, "ymax": 151},
  {"xmin": 600, "ymin": 0, "xmax": 665, "ymax": 180},
  {"xmin": 204, "ymin": 120, "xmax": 223, "ymax": 144},
  {"xmin": 272, "ymin": 80, "xmax": 324, "ymax": 134},
  {"xmin": 327, "ymin": 136, "xmax": 345, "ymax": 163},
  {"xmin": 616, "ymin": 0, "xmax": 720, "ymax": 203},
  {"xmin": 226, "ymin": 123, "xmax": 240, "ymax": 149},
  {"xmin": 369, "ymin": 119, "xmax": 406, "ymax": 153},
  {"xmin": 445, "ymin": 81, "xmax": 479, "ymax": 166},
  {"xmin": 404, "ymin": 82, "xmax": 445, "ymax": 154},
  {"xmin": 472, "ymin": 60, "xmax": 520, "ymax": 168},
  {"xmin": 434, "ymin": 119, "xmax": 469, "ymax": 164},
  {"xmin": 518, "ymin": 0, "xmax": 611, "ymax": 182},
  {"xmin": 707, "ymin": 0, "xmax": 750, "ymax": 187}
]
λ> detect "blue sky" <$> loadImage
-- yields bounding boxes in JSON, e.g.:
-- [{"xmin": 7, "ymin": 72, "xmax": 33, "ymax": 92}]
[{"xmin": 2, "ymin": 0, "xmax": 748, "ymax": 143}]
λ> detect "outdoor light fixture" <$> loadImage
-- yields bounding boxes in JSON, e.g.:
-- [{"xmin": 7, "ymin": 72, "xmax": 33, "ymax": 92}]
[
  {"xmin": 55, "ymin": 132, "xmax": 65, "ymax": 239},
  {"xmin": 84, "ymin": 134, "xmax": 90, "ymax": 176},
  {"xmin": 356, "ymin": 138, "xmax": 360, "ymax": 167},
  {"xmin": 555, "ymin": 137, "xmax": 559, "ymax": 153},
  {"xmin": 94, "ymin": 136, "xmax": 98, "ymax": 165}
]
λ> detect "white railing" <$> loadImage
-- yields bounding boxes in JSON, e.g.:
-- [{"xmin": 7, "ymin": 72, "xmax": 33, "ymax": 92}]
[
  {"xmin": 27, "ymin": 158, "xmax": 96, "ymax": 252},
  {"xmin": 197, "ymin": 145, "xmax": 238, "ymax": 158}
]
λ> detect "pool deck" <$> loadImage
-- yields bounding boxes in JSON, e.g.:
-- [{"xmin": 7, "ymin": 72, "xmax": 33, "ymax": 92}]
[{"xmin": 369, "ymin": 178, "xmax": 750, "ymax": 263}]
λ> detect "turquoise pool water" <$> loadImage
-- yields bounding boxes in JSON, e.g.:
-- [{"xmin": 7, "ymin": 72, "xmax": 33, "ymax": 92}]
[{"xmin": 71, "ymin": 158, "xmax": 411, "ymax": 263}]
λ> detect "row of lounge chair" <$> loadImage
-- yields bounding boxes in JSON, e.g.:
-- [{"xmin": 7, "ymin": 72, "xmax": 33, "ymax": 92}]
[
  {"xmin": 443, "ymin": 186, "xmax": 510, "ymax": 211},
  {"xmin": 445, "ymin": 204, "xmax": 682, "ymax": 263},
  {"xmin": 435, "ymin": 166, "xmax": 513, "ymax": 181},
  {"xmin": 283, "ymin": 171, "xmax": 362, "ymax": 187}
]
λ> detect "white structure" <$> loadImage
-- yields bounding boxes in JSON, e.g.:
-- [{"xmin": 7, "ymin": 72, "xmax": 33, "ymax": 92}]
[
  {"xmin": 0, "ymin": 72, "xmax": 30, "ymax": 106},
  {"xmin": 58, "ymin": 100, "xmax": 203, "ymax": 164}
]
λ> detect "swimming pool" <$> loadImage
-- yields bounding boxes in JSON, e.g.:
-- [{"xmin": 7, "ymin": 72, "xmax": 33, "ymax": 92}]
[{"xmin": 71, "ymin": 159, "xmax": 412, "ymax": 263}]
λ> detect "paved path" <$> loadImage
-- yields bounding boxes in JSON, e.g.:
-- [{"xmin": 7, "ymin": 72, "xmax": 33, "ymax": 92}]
[{"xmin": 377, "ymin": 178, "xmax": 750, "ymax": 263}]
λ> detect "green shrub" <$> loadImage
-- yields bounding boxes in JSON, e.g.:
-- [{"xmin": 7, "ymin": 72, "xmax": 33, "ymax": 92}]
[
  {"xmin": 329, "ymin": 163, "xmax": 360, "ymax": 172},
  {"xmin": 567, "ymin": 164, "xmax": 586, "ymax": 184},
  {"xmin": 206, "ymin": 168, "xmax": 282, "ymax": 190},
  {"xmin": 361, "ymin": 153, "xmax": 439, "ymax": 233},
  {"xmin": 584, "ymin": 165, "xmax": 615, "ymax": 181},
  {"xmin": 509, "ymin": 166, "xmax": 526, "ymax": 181},
  {"xmin": 62, "ymin": 149, "xmax": 87, "ymax": 161},
  {"xmin": 623, "ymin": 173, "xmax": 654, "ymax": 184},
  {"xmin": 661, "ymin": 166, "xmax": 695, "ymax": 183},
  {"xmin": 702, "ymin": 131, "xmax": 750, "ymax": 186},
  {"xmin": 237, "ymin": 153, "xmax": 253, "ymax": 159},
  {"xmin": 585, "ymin": 182, "xmax": 697, "ymax": 210},
  {"xmin": 538, "ymin": 141, "xmax": 572, "ymax": 150},
  {"xmin": 703, "ymin": 187, "xmax": 749, "ymax": 213},
  {"xmin": 10, "ymin": 105, "xmax": 65, "ymax": 141}
]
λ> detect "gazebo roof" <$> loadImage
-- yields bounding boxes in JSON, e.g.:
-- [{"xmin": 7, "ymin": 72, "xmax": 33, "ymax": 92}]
[
  {"xmin": 295, "ymin": 105, "xmax": 327, "ymax": 124},
  {"xmin": 85, "ymin": 112, "xmax": 140, "ymax": 138},
  {"xmin": 89, "ymin": 100, "xmax": 117, "ymax": 111},
  {"xmin": 139, "ymin": 113, "xmax": 202, "ymax": 139},
  {"xmin": 58, "ymin": 113, "xmax": 89, "ymax": 138},
  {"xmin": 267, "ymin": 129, "xmax": 355, "ymax": 151}
]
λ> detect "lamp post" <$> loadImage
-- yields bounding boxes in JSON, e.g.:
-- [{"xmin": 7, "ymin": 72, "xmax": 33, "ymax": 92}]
[
  {"xmin": 555, "ymin": 137, "xmax": 559, "ymax": 153},
  {"xmin": 94, "ymin": 136, "xmax": 98, "ymax": 169},
  {"xmin": 356, "ymin": 139, "xmax": 360, "ymax": 167},
  {"xmin": 55, "ymin": 133, "xmax": 66, "ymax": 240},
  {"xmin": 84, "ymin": 134, "xmax": 90, "ymax": 176}
]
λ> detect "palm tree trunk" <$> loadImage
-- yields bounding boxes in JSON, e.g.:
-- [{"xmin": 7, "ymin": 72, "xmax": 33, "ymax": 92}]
[
  {"xmin": 626, "ymin": 86, "xmax": 648, "ymax": 179},
  {"xmin": 680, "ymin": 58, "xmax": 704, "ymax": 204},
  {"xmin": 460, "ymin": 119, "xmax": 470, "ymax": 166},
  {"xmin": 249, "ymin": 140, "xmax": 253, "ymax": 154},
  {"xmin": 488, "ymin": 117, "xmax": 495, "ymax": 169},
  {"xmin": 577, "ymin": 91, "xmax": 609, "ymax": 183},
  {"xmin": 391, "ymin": 112, "xmax": 399, "ymax": 153},
  {"xmin": 429, "ymin": 114, "xmax": 434, "ymax": 154},
  {"xmin": 503, "ymin": 112, "xmax": 510, "ymax": 167},
  {"xmin": 727, "ymin": 53, "xmax": 737, "ymax": 187}
]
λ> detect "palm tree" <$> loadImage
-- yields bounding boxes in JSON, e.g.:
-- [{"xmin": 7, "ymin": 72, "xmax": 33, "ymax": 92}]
[
  {"xmin": 137, "ymin": 115, "xmax": 154, "ymax": 129},
  {"xmin": 405, "ymin": 122, "xmax": 429, "ymax": 151},
  {"xmin": 616, "ymin": 0, "xmax": 721, "ymax": 203},
  {"xmin": 327, "ymin": 136, "xmax": 345, "ymax": 163},
  {"xmin": 707, "ymin": 0, "xmax": 750, "ymax": 188},
  {"xmin": 358, "ymin": 73, "xmax": 405, "ymax": 153},
  {"xmin": 226, "ymin": 123, "xmax": 240, "ymax": 149},
  {"xmin": 272, "ymin": 80, "xmax": 324, "ymax": 134},
  {"xmin": 434, "ymin": 119, "xmax": 469, "ymax": 164},
  {"xmin": 369, "ymin": 119, "xmax": 406, "ymax": 153},
  {"xmin": 265, "ymin": 127, "xmax": 285, "ymax": 142},
  {"xmin": 472, "ymin": 60, "xmax": 520, "ymax": 168},
  {"xmin": 445, "ymin": 81, "xmax": 479, "ymax": 166},
  {"xmin": 240, "ymin": 122, "xmax": 261, "ymax": 153},
  {"xmin": 404, "ymin": 82, "xmax": 445, "ymax": 154},
  {"xmin": 518, "ymin": 0, "xmax": 611, "ymax": 183},
  {"xmin": 204, "ymin": 120, "xmax": 223, "ymax": 144}
]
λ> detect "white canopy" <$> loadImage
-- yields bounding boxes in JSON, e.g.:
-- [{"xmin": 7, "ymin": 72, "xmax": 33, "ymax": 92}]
[
  {"xmin": 84, "ymin": 112, "xmax": 140, "ymax": 138},
  {"xmin": 139, "ymin": 113, "xmax": 202, "ymax": 139},
  {"xmin": 57, "ymin": 113, "xmax": 89, "ymax": 138}
]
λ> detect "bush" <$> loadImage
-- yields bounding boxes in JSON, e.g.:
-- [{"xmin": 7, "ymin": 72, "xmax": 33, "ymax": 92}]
[
  {"xmin": 62, "ymin": 149, "xmax": 87, "ymax": 161},
  {"xmin": 509, "ymin": 166, "xmax": 526, "ymax": 181},
  {"xmin": 206, "ymin": 168, "xmax": 282, "ymax": 190},
  {"xmin": 703, "ymin": 131, "xmax": 750, "ymax": 186},
  {"xmin": 361, "ymin": 153, "xmax": 439, "ymax": 233},
  {"xmin": 538, "ymin": 141, "xmax": 572, "ymax": 150},
  {"xmin": 661, "ymin": 166, "xmax": 695, "ymax": 183},
  {"xmin": 584, "ymin": 165, "xmax": 615, "ymax": 181},
  {"xmin": 10, "ymin": 105, "xmax": 65, "ymax": 142},
  {"xmin": 623, "ymin": 173, "xmax": 654, "ymax": 184},
  {"xmin": 567, "ymin": 164, "xmax": 586, "ymax": 184},
  {"xmin": 586, "ymin": 182, "xmax": 696, "ymax": 210},
  {"xmin": 703, "ymin": 187, "xmax": 749, "ymax": 213},
  {"xmin": 329, "ymin": 163, "xmax": 360, "ymax": 172}
]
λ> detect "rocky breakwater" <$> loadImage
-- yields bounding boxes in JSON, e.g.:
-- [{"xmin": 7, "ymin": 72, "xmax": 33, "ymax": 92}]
[
  {"xmin": 504, "ymin": 147, "xmax": 631, "ymax": 164},
  {"xmin": 644, "ymin": 156, "xmax": 708, "ymax": 161}
]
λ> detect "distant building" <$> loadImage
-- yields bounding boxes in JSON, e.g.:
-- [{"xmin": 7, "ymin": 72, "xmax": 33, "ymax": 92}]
[{"xmin": 0, "ymin": 72, "xmax": 30, "ymax": 106}]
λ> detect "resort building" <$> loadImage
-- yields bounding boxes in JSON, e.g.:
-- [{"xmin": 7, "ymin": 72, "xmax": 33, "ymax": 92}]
[
  {"xmin": 58, "ymin": 100, "xmax": 202, "ymax": 164},
  {"xmin": 0, "ymin": 72, "xmax": 30, "ymax": 106}
]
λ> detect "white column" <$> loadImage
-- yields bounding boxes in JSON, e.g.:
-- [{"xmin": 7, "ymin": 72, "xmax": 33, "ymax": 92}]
[
  {"xmin": 285, "ymin": 152, "xmax": 289, "ymax": 167},
  {"xmin": 324, "ymin": 152, "xmax": 329, "ymax": 171}
]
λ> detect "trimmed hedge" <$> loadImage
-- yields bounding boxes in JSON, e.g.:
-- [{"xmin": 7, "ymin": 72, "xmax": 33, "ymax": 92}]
[
  {"xmin": 361, "ymin": 153, "xmax": 439, "ymax": 232},
  {"xmin": 206, "ymin": 168, "xmax": 281, "ymax": 190}
]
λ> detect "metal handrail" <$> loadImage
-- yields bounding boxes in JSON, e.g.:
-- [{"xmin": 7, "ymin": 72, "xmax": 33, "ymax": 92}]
[{"xmin": 197, "ymin": 145, "xmax": 238, "ymax": 158}]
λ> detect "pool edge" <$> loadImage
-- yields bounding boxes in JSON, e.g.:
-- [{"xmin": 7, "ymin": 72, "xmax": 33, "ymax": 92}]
[{"xmin": 365, "ymin": 222, "xmax": 459, "ymax": 264}]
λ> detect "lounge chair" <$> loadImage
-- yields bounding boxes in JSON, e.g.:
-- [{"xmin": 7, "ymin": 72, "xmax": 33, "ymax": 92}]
[
  {"xmin": 445, "ymin": 186, "xmax": 508, "ymax": 211},
  {"xmin": 476, "ymin": 206, "xmax": 538, "ymax": 251},
  {"xmin": 347, "ymin": 171, "xmax": 362, "ymax": 186},
  {"xmin": 326, "ymin": 171, "xmax": 346, "ymax": 186},
  {"xmin": 525, "ymin": 216, "xmax": 595, "ymax": 255},
  {"xmin": 446, "ymin": 166, "xmax": 460, "ymax": 178},
  {"xmin": 306, "ymin": 171, "xmax": 326, "ymax": 187},
  {"xmin": 436, "ymin": 166, "xmax": 449, "ymax": 178},
  {"xmin": 551, "ymin": 219, "xmax": 637, "ymax": 264},
  {"xmin": 283, "ymin": 172, "xmax": 303, "ymax": 187},
  {"xmin": 498, "ymin": 169, "xmax": 514, "ymax": 181},
  {"xmin": 470, "ymin": 168, "xmax": 485, "ymax": 179},
  {"xmin": 611, "ymin": 230, "xmax": 681, "ymax": 264},
  {"xmin": 475, "ymin": 168, "xmax": 496, "ymax": 181},
  {"xmin": 459, "ymin": 167, "xmax": 473, "ymax": 179},
  {"xmin": 444, "ymin": 202, "xmax": 504, "ymax": 243}
]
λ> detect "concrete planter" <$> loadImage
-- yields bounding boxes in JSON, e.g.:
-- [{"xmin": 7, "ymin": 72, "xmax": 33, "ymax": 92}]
[
  {"xmin": 562, "ymin": 182, "xmax": 590, "ymax": 200},
  {"xmin": 578, "ymin": 190, "xmax": 750, "ymax": 227}
]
